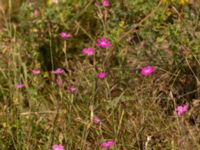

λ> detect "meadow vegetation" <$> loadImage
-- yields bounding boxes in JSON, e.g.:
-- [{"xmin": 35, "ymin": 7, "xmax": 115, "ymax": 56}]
[{"xmin": 0, "ymin": 0, "xmax": 200, "ymax": 149}]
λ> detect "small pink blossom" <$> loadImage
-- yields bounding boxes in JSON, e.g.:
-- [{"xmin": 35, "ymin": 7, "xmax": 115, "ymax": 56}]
[
  {"xmin": 52, "ymin": 0, "xmax": 59, "ymax": 4},
  {"xmin": 32, "ymin": 69, "xmax": 40, "ymax": 75},
  {"xmin": 52, "ymin": 144, "xmax": 64, "ymax": 150},
  {"xmin": 51, "ymin": 68, "xmax": 65, "ymax": 74},
  {"xmin": 93, "ymin": 116, "xmax": 101, "ymax": 124},
  {"xmin": 176, "ymin": 104, "xmax": 188, "ymax": 116},
  {"xmin": 102, "ymin": 0, "xmax": 110, "ymax": 7},
  {"xmin": 82, "ymin": 48, "xmax": 95, "ymax": 56},
  {"xmin": 100, "ymin": 140, "xmax": 115, "ymax": 148},
  {"xmin": 97, "ymin": 72, "xmax": 106, "ymax": 78},
  {"xmin": 140, "ymin": 66, "xmax": 155, "ymax": 76},
  {"xmin": 34, "ymin": 9, "xmax": 40, "ymax": 17},
  {"xmin": 16, "ymin": 84, "xmax": 25, "ymax": 89},
  {"xmin": 55, "ymin": 77, "xmax": 62, "ymax": 86},
  {"xmin": 59, "ymin": 32, "xmax": 72, "ymax": 39},
  {"xmin": 96, "ymin": 38, "xmax": 111, "ymax": 49},
  {"xmin": 68, "ymin": 86, "xmax": 77, "ymax": 93}
]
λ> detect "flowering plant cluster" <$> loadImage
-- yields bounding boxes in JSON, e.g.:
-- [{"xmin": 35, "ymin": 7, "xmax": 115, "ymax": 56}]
[{"xmin": 4, "ymin": 0, "xmax": 197, "ymax": 149}]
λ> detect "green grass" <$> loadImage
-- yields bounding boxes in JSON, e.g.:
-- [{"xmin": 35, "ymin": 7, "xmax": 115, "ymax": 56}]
[{"xmin": 0, "ymin": 0, "xmax": 200, "ymax": 149}]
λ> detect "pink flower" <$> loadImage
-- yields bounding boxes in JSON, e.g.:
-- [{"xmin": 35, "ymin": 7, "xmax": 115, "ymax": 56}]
[
  {"xmin": 52, "ymin": 144, "xmax": 64, "ymax": 150},
  {"xmin": 68, "ymin": 86, "xmax": 77, "ymax": 93},
  {"xmin": 32, "ymin": 69, "xmax": 40, "ymax": 75},
  {"xmin": 176, "ymin": 104, "xmax": 188, "ymax": 116},
  {"xmin": 102, "ymin": 0, "xmax": 110, "ymax": 7},
  {"xmin": 59, "ymin": 32, "xmax": 72, "ymax": 39},
  {"xmin": 96, "ymin": 38, "xmax": 111, "ymax": 49},
  {"xmin": 16, "ymin": 84, "xmax": 25, "ymax": 89},
  {"xmin": 100, "ymin": 140, "xmax": 115, "ymax": 148},
  {"xmin": 53, "ymin": 0, "xmax": 59, "ymax": 4},
  {"xmin": 93, "ymin": 116, "xmax": 101, "ymax": 124},
  {"xmin": 51, "ymin": 68, "xmax": 65, "ymax": 74},
  {"xmin": 34, "ymin": 9, "xmax": 40, "ymax": 17},
  {"xmin": 55, "ymin": 77, "xmax": 62, "ymax": 86},
  {"xmin": 82, "ymin": 48, "xmax": 95, "ymax": 56},
  {"xmin": 97, "ymin": 72, "xmax": 106, "ymax": 78},
  {"xmin": 140, "ymin": 66, "xmax": 155, "ymax": 76}
]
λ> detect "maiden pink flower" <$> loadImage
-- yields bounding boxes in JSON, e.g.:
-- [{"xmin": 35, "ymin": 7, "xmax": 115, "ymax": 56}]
[
  {"xmin": 140, "ymin": 66, "xmax": 155, "ymax": 76},
  {"xmin": 59, "ymin": 32, "xmax": 72, "ymax": 39},
  {"xmin": 100, "ymin": 140, "xmax": 115, "ymax": 148},
  {"xmin": 96, "ymin": 38, "xmax": 111, "ymax": 49},
  {"xmin": 82, "ymin": 48, "xmax": 95, "ymax": 56},
  {"xmin": 102, "ymin": 0, "xmax": 110, "ymax": 7},
  {"xmin": 34, "ymin": 9, "xmax": 40, "ymax": 17},
  {"xmin": 32, "ymin": 69, "xmax": 40, "ymax": 75},
  {"xmin": 52, "ymin": 144, "xmax": 64, "ymax": 150},
  {"xmin": 55, "ymin": 77, "xmax": 62, "ymax": 86},
  {"xmin": 16, "ymin": 84, "xmax": 25, "ymax": 89},
  {"xmin": 92, "ymin": 116, "xmax": 101, "ymax": 124},
  {"xmin": 176, "ymin": 104, "xmax": 188, "ymax": 116},
  {"xmin": 68, "ymin": 86, "xmax": 77, "ymax": 93},
  {"xmin": 97, "ymin": 72, "xmax": 106, "ymax": 78},
  {"xmin": 52, "ymin": 0, "xmax": 59, "ymax": 4},
  {"xmin": 51, "ymin": 68, "xmax": 65, "ymax": 74}
]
